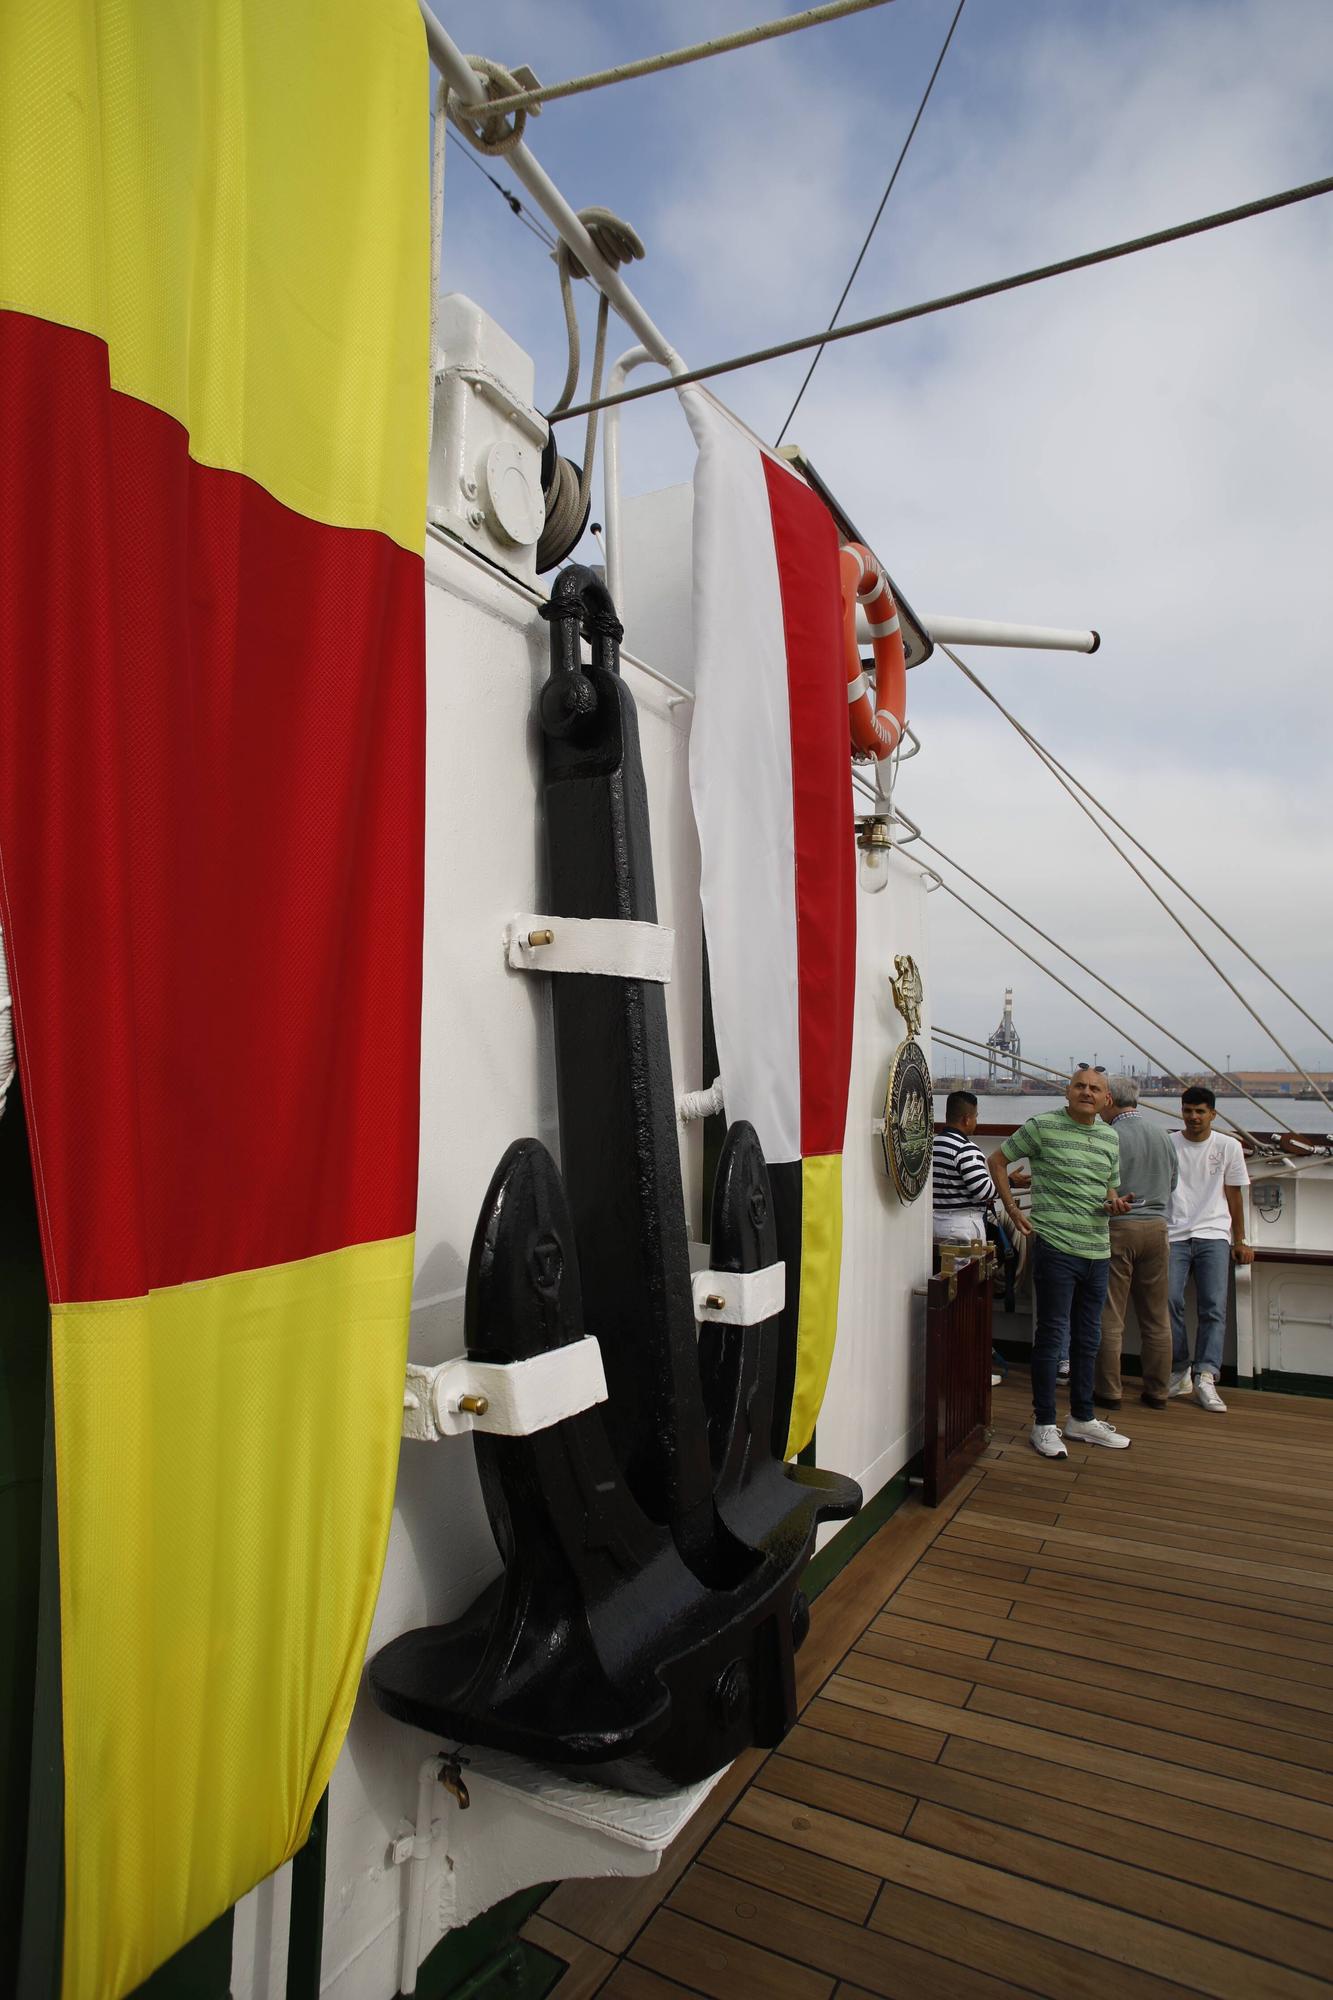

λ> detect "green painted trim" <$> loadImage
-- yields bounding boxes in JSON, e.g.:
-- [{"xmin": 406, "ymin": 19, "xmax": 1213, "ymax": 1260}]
[
  {"xmin": 406, "ymin": 1883, "xmax": 554, "ymax": 2000},
  {"xmin": 803, "ymin": 1470, "xmax": 908, "ymax": 1602},
  {"xmin": 442, "ymin": 1939, "xmax": 563, "ymax": 2000},
  {"xmin": 992, "ymin": 1335, "xmax": 1168, "ymax": 1373},
  {"xmin": 285, "ymin": 1790, "xmax": 329, "ymax": 2000},
  {"xmin": 992, "ymin": 1336, "xmax": 1333, "ymax": 1400},
  {"xmin": 2, "ymin": 1084, "xmax": 50, "ymax": 2000},
  {"xmin": 16, "ymin": 1354, "xmax": 63, "ymax": 2000},
  {"xmin": 1249, "ymin": 1370, "xmax": 1333, "ymax": 1401},
  {"xmin": 700, "ymin": 942, "xmax": 722, "ymax": 1244},
  {"xmin": 131, "ymin": 1913, "xmax": 234, "ymax": 2000}
]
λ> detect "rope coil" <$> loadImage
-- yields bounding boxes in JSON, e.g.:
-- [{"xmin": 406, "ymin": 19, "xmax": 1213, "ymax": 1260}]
[
  {"xmin": 438, "ymin": 46, "xmax": 646, "ymax": 570},
  {"xmin": 538, "ymin": 205, "xmax": 645, "ymax": 572},
  {"xmin": 446, "ymin": 54, "xmax": 531, "ymax": 155}
]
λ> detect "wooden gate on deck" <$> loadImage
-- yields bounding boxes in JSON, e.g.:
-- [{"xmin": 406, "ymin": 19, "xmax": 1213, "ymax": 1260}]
[{"xmin": 923, "ymin": 1248, "xmax": 994, "ymax": 1505}]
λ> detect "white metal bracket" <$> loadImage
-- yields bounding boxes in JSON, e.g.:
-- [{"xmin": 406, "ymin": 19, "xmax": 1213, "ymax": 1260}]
[
  {"xmin": 692, "ymin": 1263, "xmax": 785, "ymax": 1327},
  {"xmin": 505, "ymin": 914, "xmax": 674, "ymax": 982},
  {"xmin": 403, "ymin": 1338, "xmax": 607, "ymax": 1442},
  {"xmin": 449, "ymin": 366, "xmax": 548, "ymax": 448}
]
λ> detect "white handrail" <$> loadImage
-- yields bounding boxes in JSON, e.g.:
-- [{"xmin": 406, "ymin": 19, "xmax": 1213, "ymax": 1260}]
[{"xmin": 602, "ymin": 345, "xmax": 658, "ymax": 614}]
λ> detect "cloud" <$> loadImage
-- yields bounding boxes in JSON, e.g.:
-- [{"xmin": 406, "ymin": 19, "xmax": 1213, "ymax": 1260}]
[
  {"xmin": 899, "ymin": 710, "xmax": 1333, "ymax": 1071},
  {"xmin": 429, "ymin": 0, "xmax": 1333, "ymax": 1063}
]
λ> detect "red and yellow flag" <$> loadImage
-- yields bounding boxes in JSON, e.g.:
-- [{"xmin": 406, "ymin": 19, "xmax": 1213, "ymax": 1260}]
[{"xmin": 0, "ymin": 5, "xmax": 428, "ymax": 1995}]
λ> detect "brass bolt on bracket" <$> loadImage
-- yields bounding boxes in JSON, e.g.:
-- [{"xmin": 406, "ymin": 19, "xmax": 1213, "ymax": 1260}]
[{"xmin": 439, "ymin": 1752, "xmax": 470, "ymax": 1811}]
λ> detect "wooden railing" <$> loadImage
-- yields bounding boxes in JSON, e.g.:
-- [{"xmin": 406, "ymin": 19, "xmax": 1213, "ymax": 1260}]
[{"xmin": 922, "ymin": 1249, "xmax": 994, "ymax": 1506}]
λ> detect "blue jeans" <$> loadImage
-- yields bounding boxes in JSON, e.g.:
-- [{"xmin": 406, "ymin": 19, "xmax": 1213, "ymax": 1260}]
[
  {"xmin": 1168, "ymin": 1237, "xmax": 1230, "ymax": 1381},
  {"xmin": 1031, "ymin": 1236, "xmax": 1109, "ymax": 1426}
]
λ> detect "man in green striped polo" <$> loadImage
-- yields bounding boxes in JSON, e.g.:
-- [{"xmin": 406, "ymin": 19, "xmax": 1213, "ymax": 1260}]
[{"xmin": 988, "ymin": 1069, "xmax": 1134, "ymax": 1460}]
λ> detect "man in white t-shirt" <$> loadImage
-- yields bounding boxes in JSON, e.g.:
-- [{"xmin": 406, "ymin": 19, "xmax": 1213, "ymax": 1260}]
[{"xmin": 1167, "ymin": 1085, "xmax": 1253, "ymax": 1413}]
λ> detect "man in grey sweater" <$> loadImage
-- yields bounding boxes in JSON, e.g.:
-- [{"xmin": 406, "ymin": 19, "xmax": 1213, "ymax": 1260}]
[{"xmin": 1096, "ymin": 1076, "xmax": 1178, "ymax": 1409}]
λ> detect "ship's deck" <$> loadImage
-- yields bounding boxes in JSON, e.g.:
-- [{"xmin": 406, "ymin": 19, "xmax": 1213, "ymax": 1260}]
[{"xmin": 526, "ymin": 1373, "xmax": 1333, "ymax": 1998}]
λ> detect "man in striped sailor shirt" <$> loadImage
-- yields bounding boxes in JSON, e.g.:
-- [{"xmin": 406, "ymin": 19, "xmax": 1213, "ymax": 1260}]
[{"xmin": 932, "ymin": 1091, "xmax": 997, "ymax": 1247}]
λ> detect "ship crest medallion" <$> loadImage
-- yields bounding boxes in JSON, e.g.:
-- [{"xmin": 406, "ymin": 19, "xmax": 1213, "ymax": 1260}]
[{"xmin": 882, "ymin": 957, "xmax": 932, "ymax": 1202}]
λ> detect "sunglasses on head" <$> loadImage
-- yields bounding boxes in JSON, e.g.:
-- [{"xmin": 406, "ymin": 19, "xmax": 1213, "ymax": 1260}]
[{"xmin": 1076, "ymin": 1064, "xmax": 1106, "ymax": 1074}]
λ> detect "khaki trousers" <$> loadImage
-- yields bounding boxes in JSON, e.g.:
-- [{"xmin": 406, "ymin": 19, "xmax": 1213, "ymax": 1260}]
[{"xmin": 1096, "ymin": 1216, "xmax": 1172, "ymax": 1402}]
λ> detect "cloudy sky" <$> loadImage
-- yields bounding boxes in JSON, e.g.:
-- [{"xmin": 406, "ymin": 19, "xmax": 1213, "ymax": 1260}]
[{"xmin": 427, "ymin": 0, "xmax": 1333, "ymax": 1076}]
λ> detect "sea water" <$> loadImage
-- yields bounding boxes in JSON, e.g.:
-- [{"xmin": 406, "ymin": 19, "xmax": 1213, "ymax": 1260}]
[{"xmin": 936, "ymin": 1091, "xmax": 1332, "ymax": 1134}]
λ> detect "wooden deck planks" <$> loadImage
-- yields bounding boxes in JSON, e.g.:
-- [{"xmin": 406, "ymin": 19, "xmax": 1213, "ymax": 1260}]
[{"xmin": 530, "ymin": 1374, "xmax": 1333, "ymax": 1998}]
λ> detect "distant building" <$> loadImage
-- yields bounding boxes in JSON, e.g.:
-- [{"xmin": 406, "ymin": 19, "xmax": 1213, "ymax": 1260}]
[
  {"xmin": 986, "ymin": 988, "xmax": 1021, "ymax": 1088},
  {"xmin": 1230, "ymin": 1070, "xmax": 1333, "ymax": 1095},
  {"xmin": 1141, "ymin": 1070, "xmax": 1333, "ymax": 1098}
]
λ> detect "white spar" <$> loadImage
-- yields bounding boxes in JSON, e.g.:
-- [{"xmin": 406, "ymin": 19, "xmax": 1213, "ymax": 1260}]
[{"xmin": 915, "ymin": 614, "xmax": 1100, "ymax": 654}]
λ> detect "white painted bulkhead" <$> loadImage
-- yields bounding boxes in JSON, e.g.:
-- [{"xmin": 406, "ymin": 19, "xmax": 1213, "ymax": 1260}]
[
  {"xmin": 1248, "ymin": 1163, "xmax": 1333, "ymax": 1378},
  {"xmin": 232, "ymin": 522, "xmax": 932, "ymax": 1997}
]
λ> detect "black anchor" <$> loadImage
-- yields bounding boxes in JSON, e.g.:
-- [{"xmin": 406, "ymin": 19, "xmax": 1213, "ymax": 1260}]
[{"xmin": 369, "ymin": 566, "xmax": 860, "ymax": 1784}]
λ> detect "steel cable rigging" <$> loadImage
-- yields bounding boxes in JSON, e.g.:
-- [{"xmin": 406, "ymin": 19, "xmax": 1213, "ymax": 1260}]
[
  {"xmin": 552, "ymin": 172, "xmax": 1333, "ymax": 421},
  {"xmin": 930, "ymin": 1029, "xmax": 1184, "ymax": 1125},
  {"xmin": 897, "ymin": 845, "xmax": 1275, "ymax": 1145},
  {"xmin": 443, "ymin": 124, "xmax": 559, "ymax": 250},
  {"xmin": 775, "ymin": 0, "xmax": 967, "ymax": 447},
  {"xmin": 439, "ymin": 0, "xmax": 896, "ymax": 124},
  {"xmin": 939, "ymin": 644, "xmax": 1333, "ymax": 1117},
  {"xmin": 932, "ymin": 1027, "xmax": 1328, "ymax": 1157},
  {"xmin": 942, "ymin": 640, "xmax": 1333, "ymax": 1047},
  {"xmin": 897, "ymin": 812, "xmax": 1293, "ymax": 1134}
]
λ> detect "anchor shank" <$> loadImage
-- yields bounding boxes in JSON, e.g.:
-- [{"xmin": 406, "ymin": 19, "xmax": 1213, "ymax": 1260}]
[{"xmin": 540, "ymin": 573, "xmax": 716, "ymax": 1564}]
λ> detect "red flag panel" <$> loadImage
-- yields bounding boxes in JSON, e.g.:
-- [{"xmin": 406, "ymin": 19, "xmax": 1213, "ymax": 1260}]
[
  {"xmin": 762, "ymin": 455, "xmax": 856, "ymax": 1161},
  {"xmin": 0, "ymin": 309, "xmax": 424, "ymax": 1304}
]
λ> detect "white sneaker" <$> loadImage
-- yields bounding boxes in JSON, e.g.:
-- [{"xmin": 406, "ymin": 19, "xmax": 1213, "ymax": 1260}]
[
  {"xmin": 1064, "ymin": 1415, "xmax": 1132, "ymax": 1451},
  {"xmin": 1195, "ymin": 1374, "xmax": 1227, "ymax": 1413},
  {"xmin": 1029, "ymin": 1423, "xmax": 1068, "ymax": 1459},
  {"xmin": 991, "ymin": 1371, "xmax": 1004, "ymax": 1387},
  {"xmin": 1167, "ymin": 1369, "xmax": 1193, "ymax": 1398},
  {"xmin": 1056, "ymin": 1360, "xmax": 1071, "ymax": 1382}
]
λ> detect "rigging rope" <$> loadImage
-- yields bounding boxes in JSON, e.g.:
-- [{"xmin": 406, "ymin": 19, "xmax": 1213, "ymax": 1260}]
[
  {"xmin": 915, "ymin": 864, "xmax": 1278, "ymax": 1143},
  {"xmin": 942, "ymin": 643, "xmax": 1333, "ymax": 1053},
  {"xmin": 449, "ymin": 0, "xmax": 895, "ymax": 121},
  {"xmin": 446, "ymin": 53, "xmax": 537, "ymax": 155},
  {"xmin": 940, "ymin": 645, "xmax": 1333, "ymax": 1119},
  {"xmin": 775, "ymin": 0, "xmax": 966, "ymax": 446},
  {"xmin": 899, "ymin": 813, "xmax": 1289, "ymax": 1132},
  {"xmin": 443, "ymin": 126, "xmax": 559, "ymax": 250},
  {"xmin": 539, "ymin": 208, "xmax": 646, "ymax": 572},
  {"xmin": 551, "ymin": 172, "xmax": 1333, "ymax": 422},
  {"xmin": 933, "ymin": 1031, "xmax": 1328, "ymax": 1158},
  {"xmin": 428, "ymin": 79, "xmax": 448, "ymax": 451},
  {"xmin": 933, "ymin": 1029, "xmax": 1189, "ymax": 1129}
]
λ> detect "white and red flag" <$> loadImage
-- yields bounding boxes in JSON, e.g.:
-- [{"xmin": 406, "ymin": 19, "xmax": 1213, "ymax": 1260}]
[{"xmin": 682, "ymin": 389, "xmax": 856, "ymax": 1456}]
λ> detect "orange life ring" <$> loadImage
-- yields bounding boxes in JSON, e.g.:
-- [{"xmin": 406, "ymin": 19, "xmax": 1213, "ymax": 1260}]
[{"xmin": 839, "ymin": 542, "xmax": 905, "ymax": 759}]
